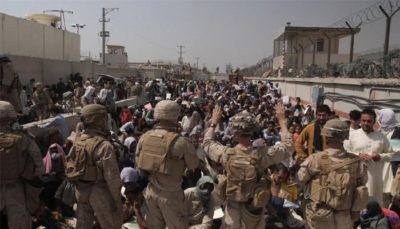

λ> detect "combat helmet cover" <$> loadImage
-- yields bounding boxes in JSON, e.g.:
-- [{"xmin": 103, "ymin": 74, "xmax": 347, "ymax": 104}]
[
  {"xmin": 0, "ymin": 101, "xmax": 17, "ymax": 120},
  {"xmin": 231, "ymin": 110, "xmax": 258, "ymax": 136},
  {"xmin": 154, "ymin": 100, "xmax": 181, "ymax": 122},
  {"xmin": 81, "ymin": 104, "xmax": 107, "ymax": 123},
  {"xmin": 321, "ymin": 118, "xmax": 349, "ymax": 140}
]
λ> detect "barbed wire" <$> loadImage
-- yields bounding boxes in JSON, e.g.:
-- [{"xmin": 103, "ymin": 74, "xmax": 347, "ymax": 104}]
[{"xmin": 330, "ymin": 0, "xmax": 400, "ymax": 28}]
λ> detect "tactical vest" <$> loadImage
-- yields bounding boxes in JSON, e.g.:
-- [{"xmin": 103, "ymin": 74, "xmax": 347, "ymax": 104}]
[
  {"xmin": 65, "ymin": 134, "xmax": 105, "ymax": 182},
  {"xmin": 309, "ymin": 152, "xmax": 360, "ymax": 210},
  {"xmin": 136, "ymin": 130, "xmax": 180, "ymax": 175},
  {"xmin": 0, "ymin": 132, "xmax": 24, "ymax": 182},
  {"xmin": 225, "ymin": 148, "xmax": 270, "ymax": 207}
]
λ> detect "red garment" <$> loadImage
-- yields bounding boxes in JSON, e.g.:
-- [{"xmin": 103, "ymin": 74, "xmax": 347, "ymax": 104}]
[{"xmin": 121, "ymin": 111, "xmax": 133, "ymax": 125}]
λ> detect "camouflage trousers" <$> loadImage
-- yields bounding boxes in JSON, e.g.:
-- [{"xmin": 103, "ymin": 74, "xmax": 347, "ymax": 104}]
[
  {"xmin": 223, "ymin": 200, "xmax": 265, "ymax": 229},
  {"xmin": 75, "ymin": 184, "xmax": 122, "ymax": 229},
  {"xmin": 0, "ymin": 182, "xmax": 32, "ymax": 229},
  {"xmin": 144, "ymin": 184, "xmax": 188, "ymax": 229},
  {"xmin": 305, "ymin": 202, "xmax": 353, "ymax": 229}
]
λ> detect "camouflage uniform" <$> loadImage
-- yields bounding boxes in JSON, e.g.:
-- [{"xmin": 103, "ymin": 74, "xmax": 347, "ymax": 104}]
[
  {"xmin": 203, "ymin": 111, "xmax": 293, "ymax": 229},
  {"xmin": 0, "ymin": 101, "xmax": 44, "ymax": 229},
  {"xmin": 136, "ymin": 100, "xmax": 199, "ymax": 229},
  {"xmin": 298, "ymin": 119, "xmax": 368, "ymax": 229},
  {"xmin": 32, "ymin": 82, "xmax": 52, "ymax": 119},
  {"xmin": 68, "ymin": 104, "xmax": 123, "ymax": 229}
]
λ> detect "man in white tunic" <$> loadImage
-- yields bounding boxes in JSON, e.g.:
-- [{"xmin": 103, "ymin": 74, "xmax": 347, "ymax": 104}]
[{"xmin": 345, "ymin": 108, "xmax": 394, "ymax": 205}]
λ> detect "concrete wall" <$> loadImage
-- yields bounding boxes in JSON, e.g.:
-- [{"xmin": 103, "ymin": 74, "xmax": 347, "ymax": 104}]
[
  {"xmin": 247, "ymin": 77, "xmax": 400, "ymax": 120},
  {"xmin": 0, "ymin": 12, "xmax": 80, "ymax": 61},
  {"xmin": 9, "ymin": 55, "xmax": 139, "ymax": 85}
]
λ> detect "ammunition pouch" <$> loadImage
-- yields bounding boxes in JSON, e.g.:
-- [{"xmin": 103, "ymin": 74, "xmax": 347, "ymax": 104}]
[{"xmin": 351, "ymin": 185, "xmax": 369, "ymax": 211}]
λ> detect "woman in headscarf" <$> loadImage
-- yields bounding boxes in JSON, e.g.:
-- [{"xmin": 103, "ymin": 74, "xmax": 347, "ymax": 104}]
[
  {"xmin": 184, "ymin": 176, "xmax": 216, "ymax": 229},
  {"xmin": 43, "ymin": 143, "xmax": 66, "ymax": 180}
]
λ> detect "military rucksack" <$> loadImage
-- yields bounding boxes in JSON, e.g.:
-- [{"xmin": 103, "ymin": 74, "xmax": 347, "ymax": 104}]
[
  {"xmin": 0, "ymin": 132, "xmax": 24, "ymax": 182},
  {"xmin": 136, "ymin": 130, "xmax": 179, "ymax": 174},
  {"xmin": 65, "ymin": 134, "xmax": 105, "ymax": 182},
  {"xmin": 225, "ymin": 147, "xmax": 270, "ymax": 207},
  {"xmin": 309, "ymin": 153, "xmax": 362, "ymax": 210}
]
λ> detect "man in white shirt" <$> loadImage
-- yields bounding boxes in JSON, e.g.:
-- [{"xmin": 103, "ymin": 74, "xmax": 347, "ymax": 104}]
[
  {"xmin": 81, "ymin": 81, "xmax": 95, "ymax": 106},
  {"xmin": 345, "ymin": 108, "xmax": 394, "ymax": 205}
]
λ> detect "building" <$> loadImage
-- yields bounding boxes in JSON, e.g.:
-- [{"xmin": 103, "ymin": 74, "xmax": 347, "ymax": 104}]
[
  {"xmin": 101, "ymin": 44, "xmax": 128, "ymax": 69},
  {"xmin": 0, "ymin": 12, "xmax": 80, "ymax": 62},
  {"xmin": 273, "ymin": 25, "xmax": 360, "ymax": 71}
]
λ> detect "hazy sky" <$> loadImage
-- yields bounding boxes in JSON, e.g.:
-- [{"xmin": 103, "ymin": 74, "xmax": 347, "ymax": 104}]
[{"xmin": 1, "ymin": 0, "xmax": 400, "ymax": 70}]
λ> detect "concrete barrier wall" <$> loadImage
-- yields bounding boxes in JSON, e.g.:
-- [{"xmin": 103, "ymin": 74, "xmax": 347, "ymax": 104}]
[
  {"xmin": 9, "ymin": 55, "xmax": 142, "ymax": 85},
  {"xmin": 248, "ymin": 77, "xmax": 400, "ymax": 120},
  {"xmin": 0, "ymin": 12, "xmax": 80, "ymax": 62}
]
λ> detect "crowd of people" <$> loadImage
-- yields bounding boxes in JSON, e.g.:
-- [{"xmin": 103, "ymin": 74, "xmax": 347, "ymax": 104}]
[{"xmin": 1, "ymin": 71, "xmax": 400, "ymax": 229}]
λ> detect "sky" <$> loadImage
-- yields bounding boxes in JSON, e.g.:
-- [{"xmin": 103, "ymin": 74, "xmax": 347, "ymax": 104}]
[{"xmin": 1, "ymin": 0, "xmax": 400, "ymax": 70}]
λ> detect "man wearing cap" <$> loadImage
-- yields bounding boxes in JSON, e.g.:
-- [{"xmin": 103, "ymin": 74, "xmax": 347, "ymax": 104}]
[
  {"xmin": 136, "ymin": 100, "xmax": 199, "ymax": 229},
  {"xmin": 0, "ymin": 101, "xmax": 44, "ymax": 228},
  {"xmin": 203, "ymin": 103, "xmax": 293, "ymax": 228},
  {"xmin": 298, "ymin": 119, "xmax": 368, "ymax": 229},
  {"xmin": 32, "ymin": 82, "xmax": 53, "ymax": 120},
  {"xmin": 66, "ymin": 104, "xmax": 122, "ymax": 228}
]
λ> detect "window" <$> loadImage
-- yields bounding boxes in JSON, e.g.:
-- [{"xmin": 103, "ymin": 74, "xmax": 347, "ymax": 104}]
[{"xmin": 316, "ymin": 38, "xmax": 324, "ymax": 52}]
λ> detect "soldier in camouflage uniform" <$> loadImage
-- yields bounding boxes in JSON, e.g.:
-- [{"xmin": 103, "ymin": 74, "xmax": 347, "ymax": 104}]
[
  {"xmin": 32, "ymin": 82, "xmax": 52, "ymax": 120},
  {"xmin": 203, "ymin": 103, "xmax": 293, "ymax": 229},
  {"xmin": 0, "ymin": 101, "xmax": 44, "ymax": 229},
  {"xmin": 66, "ymin": 104, "xmax": 123, "ymax": 229},
  {"xmin": 136, "ymin": 100, "xmax": 199, "ymax": 229},
  {"xmin": 298, "ymin": 119, "xmax": 368, "ymax": 229}
]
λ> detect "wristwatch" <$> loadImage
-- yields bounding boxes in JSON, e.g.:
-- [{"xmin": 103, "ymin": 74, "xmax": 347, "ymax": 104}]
[{"xmin": 210, "ymin": 123, "xmax": 217, "ymax": 128}]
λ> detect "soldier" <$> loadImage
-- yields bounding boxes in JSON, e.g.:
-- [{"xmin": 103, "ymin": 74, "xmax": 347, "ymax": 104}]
[
  {"xmin": 0, "ymin": 100, "xmax": 44, "ymax": 228},
  {"xmin": 32, "ymin": 82, "xmax": 53, "ymax": 120},
  {"xmin": 0, "ymin": 55, "xmax": 22, "ymax": 112},
  {"xmin": 203, "ymin": 103, "xmax": 293, "ymax": 229},
  {"xmin": 298, "ymin": 119, "xmax": 369, "ymax": 229},
  {"xmin": 65, "ymin": 104, "xmax": 123, "ymax": 228},
  {"xmin": 136, "ymin": 100, "xmax": 199, "ymax": 229}
]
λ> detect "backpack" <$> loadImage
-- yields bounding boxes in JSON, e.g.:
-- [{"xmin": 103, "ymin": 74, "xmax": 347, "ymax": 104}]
[
  {"xmin": 225, "ymin": 147, "xmax": 270, "ymax": 207},
  {"xmin": 136, "ymin": 130, "xmax": 179, "ymax": 174},
  {"xmin": 0, "ymin": 132, "xmax": 24, "ymax": 182},
  {"xmin": 382, "ymin": 208, "xmax": 400, "ymax": 229},
  {"xmin": 65, "ymin": 134, "xmax": 105, "ymax": 182},
  {"xmin": 309, "ymin": 153, "xmax": 361, "ymax": 210}
]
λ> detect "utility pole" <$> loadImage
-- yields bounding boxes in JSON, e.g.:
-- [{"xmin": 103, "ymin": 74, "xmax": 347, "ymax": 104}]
[
  {"xmin": 177, "ymin": 45, "xmax": 185, "ymax": 65},
  {"xmin": 100, "ymin": 7, "xmax": 119, "ymax": 66},
  {"xmin": 195, "ymin": 57, "xmax": 200, "ymax": 69}
]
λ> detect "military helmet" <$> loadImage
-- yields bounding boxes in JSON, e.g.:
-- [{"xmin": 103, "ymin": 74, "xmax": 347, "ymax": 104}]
[
  {"xmin": 154, "ymin": 100, "xmax": 181, "ymax": 122},
  {"xmin": 0, "ymin": 101, "xmax": 17, "ymax": 120},
  {"xmin": 321, "ymin": 119, "xmax": 349, "ymax": 140},
  {"xmin": 231, "ymin": 110, "xmax": 258, "ymax": 136},
  {"xmin": 81, "ymin": 104, "xmax": 108, "ymax": 123}
]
